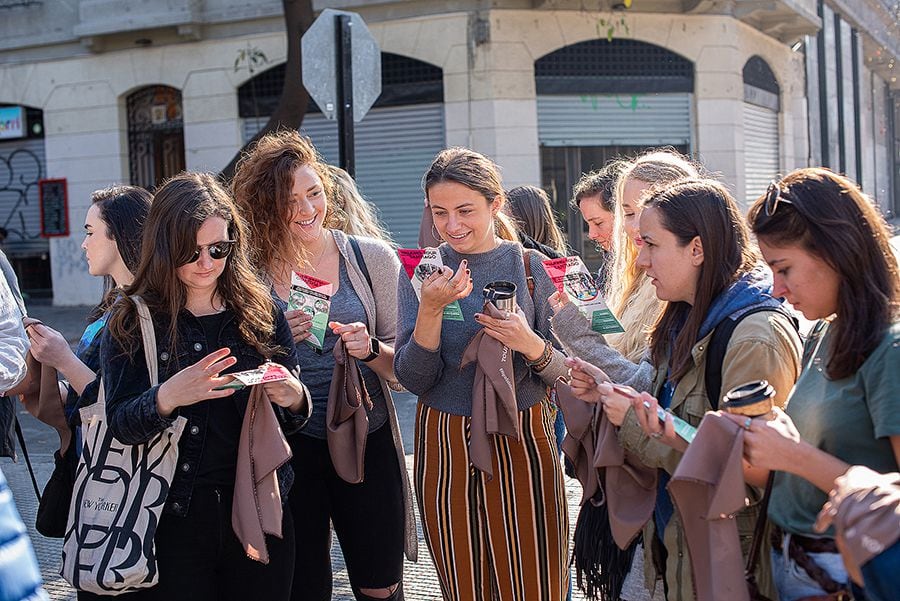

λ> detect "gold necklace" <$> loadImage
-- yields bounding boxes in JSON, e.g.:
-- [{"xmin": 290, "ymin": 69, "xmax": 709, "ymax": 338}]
[{"xmin": 304, "ymin": 229, "xmax": 330, "ymax": 272}]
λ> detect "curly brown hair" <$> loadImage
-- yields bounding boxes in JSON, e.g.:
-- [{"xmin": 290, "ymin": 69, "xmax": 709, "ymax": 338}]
[{"xmin": 231, "ymin": 130, "xmax": 335, "ymax": 275}]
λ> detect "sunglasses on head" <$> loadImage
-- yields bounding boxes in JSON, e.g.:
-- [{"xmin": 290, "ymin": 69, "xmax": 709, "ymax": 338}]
[
  {"xmin": 185, "ymin": 240, "xmax": 236, "ymax": 263},
  {"xmin": 763, "ymin": 181, "xmax": 794, "ymax": 217}
]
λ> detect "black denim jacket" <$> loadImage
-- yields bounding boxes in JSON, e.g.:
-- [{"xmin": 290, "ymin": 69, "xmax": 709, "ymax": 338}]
[{"xmin": 99, "ymin": 307, "xmax": 310, "ymax": 518}]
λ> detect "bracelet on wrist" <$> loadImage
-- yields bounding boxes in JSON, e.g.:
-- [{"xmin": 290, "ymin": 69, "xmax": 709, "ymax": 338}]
[{"xmin": 526, "ymin": 340, "xmax": 554, "ymax": 373}]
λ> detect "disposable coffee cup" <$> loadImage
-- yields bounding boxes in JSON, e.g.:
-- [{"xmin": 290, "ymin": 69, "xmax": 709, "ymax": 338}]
[
  {"xmin": 483, "ymin": 281, "xmax": 517, "ymax": 313},
  {"xmin": 721, "ymin": 380, "xmax": 776, "ymax": 418}
]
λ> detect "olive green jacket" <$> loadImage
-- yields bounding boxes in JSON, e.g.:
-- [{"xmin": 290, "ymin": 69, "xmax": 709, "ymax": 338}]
[{"xmin": 617, "ymin": 311, "xmax": 802, "ymax": 601}]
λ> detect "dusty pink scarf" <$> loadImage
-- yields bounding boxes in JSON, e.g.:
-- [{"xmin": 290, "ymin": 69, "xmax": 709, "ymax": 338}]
[
  {"xmin": 232, "ymin": 384, "xmax": 292, "ymax": 564},
  {"xmin": 460, "ymin": 301, "xmax": 519, "ymax": 477}
]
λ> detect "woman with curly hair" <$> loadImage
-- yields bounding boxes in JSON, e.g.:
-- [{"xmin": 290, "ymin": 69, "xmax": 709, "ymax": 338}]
[{"xmin": 232, "ymin": 131, "xmax": 414, "ymax": 601}]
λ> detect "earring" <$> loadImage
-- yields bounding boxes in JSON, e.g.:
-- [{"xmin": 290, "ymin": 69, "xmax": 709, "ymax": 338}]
[{"xmin": 432, "ymin": 224, "xmax": 444, "ymax": 242}]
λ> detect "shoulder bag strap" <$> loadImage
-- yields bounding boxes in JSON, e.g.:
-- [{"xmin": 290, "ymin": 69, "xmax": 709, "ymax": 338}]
[
  {"xmin": 522, "ymin": 249, "xmax": 535, "ymax": 299},
  {"xmin": 130, "ymin": 296, "xmax": 159, "ymax": 386},
  {"xmin": 348, "ymin": 236, "xmax": 373, "ymax": 294},
  {"xmin": 13, "ymin": 416, "xmax": 40, "ymax": 501},
  {"xmin": 704, "ymin": 306, "xmax": 797, "ymax": 410}
]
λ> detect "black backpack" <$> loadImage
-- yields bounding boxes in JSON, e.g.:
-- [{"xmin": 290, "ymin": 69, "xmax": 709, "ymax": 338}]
[{"xmin": 704, "ymin": 306, "xmax": 799, "ymax": 410}]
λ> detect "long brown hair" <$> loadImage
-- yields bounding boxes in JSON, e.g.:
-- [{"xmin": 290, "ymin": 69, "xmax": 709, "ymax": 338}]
[
  {"xmin": 748, "ymin": 168, "xmax": 900, "ymax": 379},
  {"xmin": 646, "ymin": 179, "xmax": 757, "ymax": 382},
  {"xmin": 231, "ymin": 130, "xmax": 334, "ymax": 274},
  {"xmin": 505, "ymin": 185, "xmax": 568, "ymax": 255},
  {"xmin": 107, "ymin": 172, "xmax": 277, "ymax": 360},
  {"xmin": 422, "ymin": 147, "xmax": 519, "ymax": 243}
]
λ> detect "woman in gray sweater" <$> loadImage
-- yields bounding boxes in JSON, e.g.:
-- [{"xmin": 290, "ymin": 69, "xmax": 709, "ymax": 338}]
[{"xmin": 394, "ymin": 147, "xmax": 569, "ymax": 601}]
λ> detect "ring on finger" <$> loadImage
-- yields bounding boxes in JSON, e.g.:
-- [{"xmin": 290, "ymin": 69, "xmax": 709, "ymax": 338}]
[
  {"xmin": 742, "ymin": 417, "xmax": 753, "ymax": 431},
  {"xmin": 650, "ymin": 431, "xmax": 663, "ymax": 439}
]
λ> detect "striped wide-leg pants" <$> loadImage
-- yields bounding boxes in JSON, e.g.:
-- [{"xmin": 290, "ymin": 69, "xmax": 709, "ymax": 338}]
[{"xmin": 414, "ymin": 401, "xmax": 569, "ymax": 601}]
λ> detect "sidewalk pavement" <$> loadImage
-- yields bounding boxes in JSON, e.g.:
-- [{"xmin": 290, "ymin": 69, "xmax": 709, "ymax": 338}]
[
  {"xmin": 5, "ymin": 415, "xmax": 660, "ymax": 601},
  {"xmin": 5, "ymin": 301, "xmax": 658, "ymax": 601}
]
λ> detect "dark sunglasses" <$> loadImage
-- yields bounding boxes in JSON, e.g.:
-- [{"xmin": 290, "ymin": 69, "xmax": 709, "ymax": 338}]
[
  {"xmin": 763, "ymin": 181, "xmax": 794, "ymax": 216},
  {"xmin": 185, "ymin": 240, "xmax": 235, "ymax": 263}
]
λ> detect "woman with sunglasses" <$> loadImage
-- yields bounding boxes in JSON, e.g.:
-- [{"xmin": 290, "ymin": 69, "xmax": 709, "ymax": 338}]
[
  {"xmin": 718, "ymin": 168, "xmax": 900, "ymax": 601},
  {"xmin": 100, "ymin": 172, "xmax": 310, "ymax": 600},
  {"xmin": 568, "ymin": 179, "xmax": 802, "ymax": 601},
  {"xmin": 232, "ymin": 131, "xmax": 414, "ymax": 601}
]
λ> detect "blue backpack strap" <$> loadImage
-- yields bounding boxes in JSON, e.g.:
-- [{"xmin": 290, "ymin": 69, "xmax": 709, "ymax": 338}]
[{"xmin": 704, "ymin": 306, "xmax": 799, "ymax": 410}]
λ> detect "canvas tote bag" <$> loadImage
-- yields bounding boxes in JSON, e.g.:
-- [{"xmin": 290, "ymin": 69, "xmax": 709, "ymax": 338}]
[{"xmin": 61, "ymin": 296, "xmax": 187, "ymax": 595}]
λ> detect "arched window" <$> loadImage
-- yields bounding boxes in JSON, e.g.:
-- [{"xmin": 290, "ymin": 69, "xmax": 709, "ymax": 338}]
[
  {"xmin": 126, "ymin": 85, "xmax": 185, "ymax": 190},
  {"xmin": 535, "ymin": 39, "xmax": 694, "ymax": 264}
]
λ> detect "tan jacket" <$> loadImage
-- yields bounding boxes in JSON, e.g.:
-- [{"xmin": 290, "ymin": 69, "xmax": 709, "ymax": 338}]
[{"xmin": 617, "ymin": 310, "xmax": 801, "ymax": 601}]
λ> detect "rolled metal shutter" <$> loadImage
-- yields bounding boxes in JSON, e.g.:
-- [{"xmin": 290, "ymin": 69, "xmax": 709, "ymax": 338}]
[
  {"xmin": 537, "ymin": 93, "xmax": 692, "ymax": 147},
  {"xmin": 743, "ymin": 102, "xmax": 779, "ymax": 204},
  {"xmin": 243, "ymin": 103, "xmax": 444, "ymax": 248},
  {"xmin": 0, "ymin": 136, "xmax": 49, "ymax": 257}
]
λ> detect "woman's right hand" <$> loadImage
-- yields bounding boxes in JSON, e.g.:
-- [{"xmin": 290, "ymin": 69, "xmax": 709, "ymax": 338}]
[
  {"xmin": 549, "ymin": 291, "xmax": 570, "ymax": 315},
  {"xmin": 156, "ymin": 348, "xmax": 237, "ymax": 417},
  {"xmin": 419, "ymin": 260, "xmax": 472, "ymax": 315},
  {"xmin": 285, "ymin": 309, "xmax": 313, "ymax": 343},
  {"xmin": 28, "ymin": 323, "xmax": 76, "ymax": 370},
  {"xmin": 565, "ymin": 356, "xmax": 609, "ymax": 404}
]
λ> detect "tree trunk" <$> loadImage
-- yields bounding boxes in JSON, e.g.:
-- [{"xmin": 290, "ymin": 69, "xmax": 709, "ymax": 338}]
[{"xmin": 220, "ymin": 0, "xmax": 314, "ymax": 182}]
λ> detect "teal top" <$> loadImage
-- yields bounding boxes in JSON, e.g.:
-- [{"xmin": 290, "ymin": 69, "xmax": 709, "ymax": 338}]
[{"xmin": 768, "ymin": 320, "xmax": 900, "ymax": 537}]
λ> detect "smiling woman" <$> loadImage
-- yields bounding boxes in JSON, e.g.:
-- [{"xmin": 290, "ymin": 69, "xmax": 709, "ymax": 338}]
[
  {"xmin": 394, "ymin": 147, "xmax": 570, "ymax": 601},
  {"xmin": 232, "ymin": 131, "xmax": 415, "ymax": 601}
]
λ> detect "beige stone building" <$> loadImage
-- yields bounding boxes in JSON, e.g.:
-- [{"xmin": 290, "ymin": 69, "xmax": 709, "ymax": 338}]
[{"xmin": 0, "ymin": 0, "xmax": 896, "ymax": 304}]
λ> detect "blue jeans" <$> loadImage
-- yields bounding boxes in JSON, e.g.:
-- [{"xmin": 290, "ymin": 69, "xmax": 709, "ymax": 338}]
[{"xmin": 771, "ymin": 535, "xmax": 849, "ymax": 601}]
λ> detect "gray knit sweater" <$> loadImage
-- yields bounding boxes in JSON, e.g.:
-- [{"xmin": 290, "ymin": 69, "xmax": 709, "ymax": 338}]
[
  {"xmin": 394, "ymin": 240, "xmax": 567, "ymax": 416},
  {"xmin": 550, "ymin": 303, "xmax": 654, "ymax": 392}
]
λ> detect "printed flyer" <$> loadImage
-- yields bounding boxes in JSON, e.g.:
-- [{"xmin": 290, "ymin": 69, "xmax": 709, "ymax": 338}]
[
  {"xmin": 287, "ymin": 272, "xmax": 333, "ymax": 351},
  {"xmin": 542, "ymin": 256, "xmax": 624, "ymax": 334},
  {"xmin": 397, "ymin": 248, "xmax": 464, "ymax": 321},
  {"xmin": 214, "ymin": 362, "xmax": 293, "ymax": 390}
]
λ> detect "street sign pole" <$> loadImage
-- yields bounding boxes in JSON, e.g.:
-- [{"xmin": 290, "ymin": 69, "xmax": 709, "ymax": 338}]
[{"xmin": 336, "ymin": 14, "xmax": 355, "ymax": 177}]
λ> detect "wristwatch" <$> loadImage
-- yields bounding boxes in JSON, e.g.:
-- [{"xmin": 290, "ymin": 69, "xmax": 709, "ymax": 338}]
[{"xmin": 361, "ymin": 337, "xmax": 381, "ymax": 362}]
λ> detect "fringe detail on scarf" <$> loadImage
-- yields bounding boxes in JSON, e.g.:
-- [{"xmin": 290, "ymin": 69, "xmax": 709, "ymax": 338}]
[{"xmin": 573, "ymin": 488, "xmax": 638, "ymax": 601}]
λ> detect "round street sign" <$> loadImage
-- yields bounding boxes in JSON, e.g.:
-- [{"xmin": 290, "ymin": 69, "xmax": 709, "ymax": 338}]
[{"xmin": 301, "ymin": 9, "xmax": 382, "ymax": 122}]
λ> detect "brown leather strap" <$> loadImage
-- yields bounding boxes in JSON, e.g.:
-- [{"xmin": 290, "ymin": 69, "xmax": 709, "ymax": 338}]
[
  {"xmin": 523, "ymin": 249, "xmax": 535, "ymax": 298},
  {"xmin": 746, "ymin": 473, "xmax": 775, "ymax": 576}
]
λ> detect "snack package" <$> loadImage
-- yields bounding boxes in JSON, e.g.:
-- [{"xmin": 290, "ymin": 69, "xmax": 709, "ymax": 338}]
[
  {"xmin": 287, "ymin": 272, "xmax": 333, "ymax": 351},
  {"xmin": 398, "ymin": 248, "xmax": 463, "ymax": 321},
  {"xmin": 214, "ymin": 362, "xmax": 292, "ymax": 391},
  {"xmin": 542, "ymin": 256, "xmax": 624, "ymax": 334}
]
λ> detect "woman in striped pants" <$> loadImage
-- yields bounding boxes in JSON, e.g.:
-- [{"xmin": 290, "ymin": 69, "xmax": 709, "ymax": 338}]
[{"xmin": 395, "ymin": 147, "xmax": 569, "ymax": 600}]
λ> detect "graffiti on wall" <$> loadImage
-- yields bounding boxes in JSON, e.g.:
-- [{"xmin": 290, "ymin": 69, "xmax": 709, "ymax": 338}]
[{"xmin": 0, "ymin": 147, "xmax": 44, "ymax": 249}]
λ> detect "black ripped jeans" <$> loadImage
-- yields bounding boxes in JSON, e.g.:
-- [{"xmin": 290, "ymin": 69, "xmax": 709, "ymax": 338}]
[{"xmin": 289, "ymin": 425, "xmax": 405, "ymax": 601}]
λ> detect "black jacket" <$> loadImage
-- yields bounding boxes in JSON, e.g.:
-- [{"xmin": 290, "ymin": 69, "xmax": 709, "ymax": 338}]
[{"xmin": 99, "ymin": 306, "xmax": 309, "ymax": 518}]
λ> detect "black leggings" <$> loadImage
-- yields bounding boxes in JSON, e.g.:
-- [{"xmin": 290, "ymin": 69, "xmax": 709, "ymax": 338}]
[
  {"xmin": 289, "ymin": 425, "xmax": 405, "ymax": 601},
  {"xmin": 78, "ymin": 486, "xmax": 295, "ymax": 601}
]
